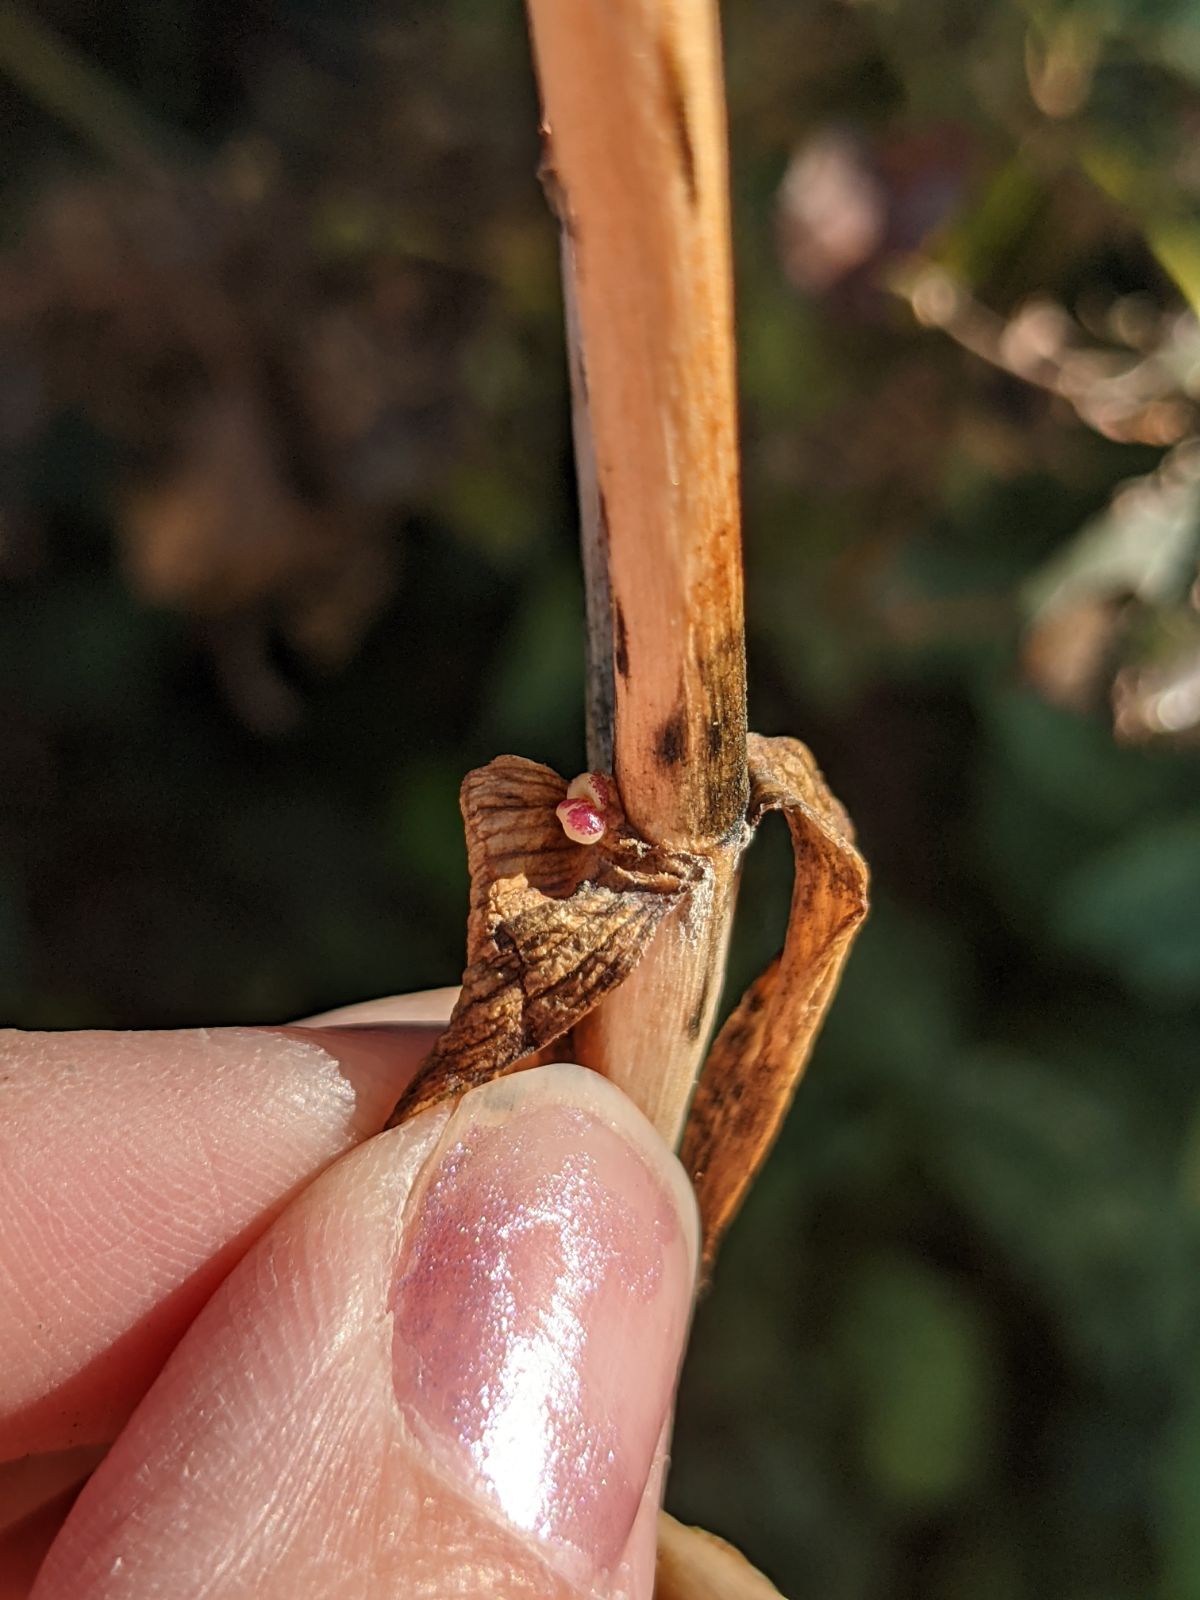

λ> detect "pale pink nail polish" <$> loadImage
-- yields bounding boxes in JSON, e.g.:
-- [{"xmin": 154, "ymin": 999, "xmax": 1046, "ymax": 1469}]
[{"xmin": 390, "ymin": 1066, "xmax": 697, "ymax": 1587}]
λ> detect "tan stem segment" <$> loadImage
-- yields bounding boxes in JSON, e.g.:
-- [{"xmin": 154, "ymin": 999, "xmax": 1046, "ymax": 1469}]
[
  {"xmin": 527, "ymin": 0, "xmax": 748, "ymax": 1143},
  {"xmin": 573, "ymin": 850, "xmax": 740, "ymax": 1145}
]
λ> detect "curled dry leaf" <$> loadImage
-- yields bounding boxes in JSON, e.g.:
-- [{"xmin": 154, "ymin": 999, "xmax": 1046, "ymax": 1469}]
[
  {"xmin": 681, "ymin": 734, "xmax": 868, "ymax": 1273},
  {"xmin": 655, "ymin": 1513, "xmax": 784, "ymax": 1599},
  {"xmin": 387, "ymin": 755, "xmax": 702, "ymax": 1123},
  {"xmin": 388, "ymin": 738, "xmax": 866, "ymax": 1276}
]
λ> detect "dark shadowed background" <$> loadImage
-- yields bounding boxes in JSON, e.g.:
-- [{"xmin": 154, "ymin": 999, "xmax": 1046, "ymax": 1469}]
[{"xmin": 4, "ymin": 1, "xmax": 1200, "ymax": 1594}]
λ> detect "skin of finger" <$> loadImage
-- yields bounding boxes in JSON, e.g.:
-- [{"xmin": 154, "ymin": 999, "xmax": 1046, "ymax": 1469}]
[
  {"xmin": 300, "ymin": 989, "xmax": 458, "ymax": 1027},
  {"xmin": 0, "ymin": 1450, "xmax": 106, "ymax": 1538},
  {"xmin": 32, "ymin": 1072, "xmax": 688, "ymax": 1600},
  {"xmin": 1, "ymin": 1488, "xmax": 84, "ymax": 1600},
  {"xmin": 0, "ymin": 1450, "xmax": 661, "ymax": 1600},
  {"xmin": 0, "ymin": 1449, "xmax": 105, "ymax": 1600},
  {"xmin": 0, "ymin": 1021, "xmax": 436, "ymax": 1461}
]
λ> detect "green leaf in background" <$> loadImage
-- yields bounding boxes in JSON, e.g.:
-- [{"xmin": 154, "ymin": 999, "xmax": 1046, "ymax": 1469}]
[
  {"xmin": 481, "ymin": 554, "xmax": 586, "ymax": 763},
  {"xmin": 1160, "ymin": 1370, "xmax": 1200, "ymax": 1600},
  {"xmin": 1052, "ymin": 816, "xmax": 1200, "ymax": 1002},
  {"xmin": 934, "ymin": 1047, "xmax": 1197, "ymax": 1384},
  {"xmin": 836, "ymin": 1251, "xmax": 997, "ymax": 1510}
]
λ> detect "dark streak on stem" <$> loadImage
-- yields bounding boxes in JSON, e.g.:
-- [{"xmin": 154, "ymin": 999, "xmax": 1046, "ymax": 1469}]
[
  {"xmin": 539, "ymin": 130, "xmax": 613, "ymax": 771},
  {"xmin": 561, "ymin": 246, "xmax": 615, "ymax": 773},
  {"xmin": 614, "ymin": 600, "xmax": 630, "ymax": 680},
  {"xmin": 656, "ymin": 708, "xmax": 688, "ymax": 767},
  {"xmin": 686, "ymin": 968, "xmax": 713, "ymax": 1040},
  {"xmin": 696, "ymin": 628, "xmax": 748, "ymax": 835},
  {"xmin": 659, "ymin": 36, "xmax": 698, "ymax": 204}
]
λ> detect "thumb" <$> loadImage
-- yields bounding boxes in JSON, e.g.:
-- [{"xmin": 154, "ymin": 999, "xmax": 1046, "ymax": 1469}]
[{"xmin": 33, "ymin": 1064, "xmax": 699, "ymax": 1600}]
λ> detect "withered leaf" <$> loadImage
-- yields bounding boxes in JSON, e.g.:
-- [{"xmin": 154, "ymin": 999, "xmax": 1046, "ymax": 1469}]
[
  {"xmin": 388, "ymin": 740, "xmax": 867, "ymax": 1278},
  {"xmin": 388, "ymin": 756, "xmax": 700, "ymax": 1124},
  {"xmin": 655, "ymin": 1513, "xmax": 785, "ymax": 1599},
  {"xmin": 681, "ymin": 733, "xmax": 868, "ymax": 1273}
]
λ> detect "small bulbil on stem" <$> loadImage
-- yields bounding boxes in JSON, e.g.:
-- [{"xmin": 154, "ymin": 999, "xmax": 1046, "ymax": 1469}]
[{"xmin": 555, "ymin": 771, "xmax": 618, "ymax": 844}]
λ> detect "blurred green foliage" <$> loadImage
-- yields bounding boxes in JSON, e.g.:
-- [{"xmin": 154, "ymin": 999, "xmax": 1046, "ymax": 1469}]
[{"xmin": 4, "ymin": 0, "xmax": 1200, "ymax": 1594}]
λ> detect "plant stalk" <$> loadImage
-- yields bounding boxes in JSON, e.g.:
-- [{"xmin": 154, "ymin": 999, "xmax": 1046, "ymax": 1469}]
[{"xmin": 527, "ymin": 0, "xmax": 748, "ymax": 1144}]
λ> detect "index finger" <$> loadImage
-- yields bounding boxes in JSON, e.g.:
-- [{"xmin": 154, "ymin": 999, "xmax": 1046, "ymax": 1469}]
[{"xmin": 0, "ymin": 997, "xmax": 449, "ymax": 1462}]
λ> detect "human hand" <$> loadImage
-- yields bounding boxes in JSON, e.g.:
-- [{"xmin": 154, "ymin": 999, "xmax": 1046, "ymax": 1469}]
[{"xmin": 0, "ymin": 998, "xmax": 698, "ymax": 1598}]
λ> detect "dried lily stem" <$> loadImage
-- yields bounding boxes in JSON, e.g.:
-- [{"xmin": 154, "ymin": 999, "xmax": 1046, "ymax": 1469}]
[
  {"xmin": 390, "ymin": 0, "xmax": 866, "ymax": 1276},
  {"xmin": 527, "ymin": 0, "xmax": 748, "ymax": 1145}
]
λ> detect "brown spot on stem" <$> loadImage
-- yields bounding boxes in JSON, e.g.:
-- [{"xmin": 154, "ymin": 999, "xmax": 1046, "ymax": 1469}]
[
  {"xmin": 536, "ymin": 132, "xmax": 573, "ymax": 234},
  {"xmin": 614, "ymin": 601, "xmax": 630, "ymax": 680},
  {"xmin": 695, "ymin": 628, "xmax": 749, "ymax": 836},
  {"xmin": 686, "ymin": 969, "xmax": 713, "ymax": 1040},
  {"xmin": 572, "ymin": 339, "xmax": 589, "ymax": 405},
  {"xmin": 656, "ymin": 709, "xmax": 688, "ymax": 767},
  {"xmin": 659, "ymin": 38, "xmax": 698, "ymax": 205}
]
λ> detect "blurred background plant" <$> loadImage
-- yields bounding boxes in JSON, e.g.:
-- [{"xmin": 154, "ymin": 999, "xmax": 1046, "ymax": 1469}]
[{"xmin": 4, "ymin": 0, "xmax": 1200, "ymax": 1594}]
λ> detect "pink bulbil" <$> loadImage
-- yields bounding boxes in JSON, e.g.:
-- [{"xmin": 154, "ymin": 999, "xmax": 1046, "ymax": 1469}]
[
  {"xmin": 566, "ymin": 772, "xmax": 614, "ymax": 811},
  {"xmin": 555, "ymin": 771, "xmax": 614, "ymax": 844}
]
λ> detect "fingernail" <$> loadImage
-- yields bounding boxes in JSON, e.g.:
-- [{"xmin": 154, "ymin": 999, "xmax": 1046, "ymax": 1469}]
[
  {"xmin": 390, "ymin": 1063, "xmax": 698, "ymax": 1588},
  {"xmin": 295, "ymin": 988, "xmax": 459, "ymax": 1027}
]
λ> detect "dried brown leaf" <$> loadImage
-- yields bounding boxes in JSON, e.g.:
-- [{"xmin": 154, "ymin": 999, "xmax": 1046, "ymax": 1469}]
[
  {"xmin": 681, "ymin": 733, "xmax": 868, "ymax": 1273},
  {"xmin": 388, "ymin": 756, "xmax": 701, "ymax": 1123},
  {"xmin": 656, "ymin": 1513, "xmax": 785, "ymax": 1599},
  {"xmin": 388, "ymin": 739, "xmax": 867, "ymax": 1274}
]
